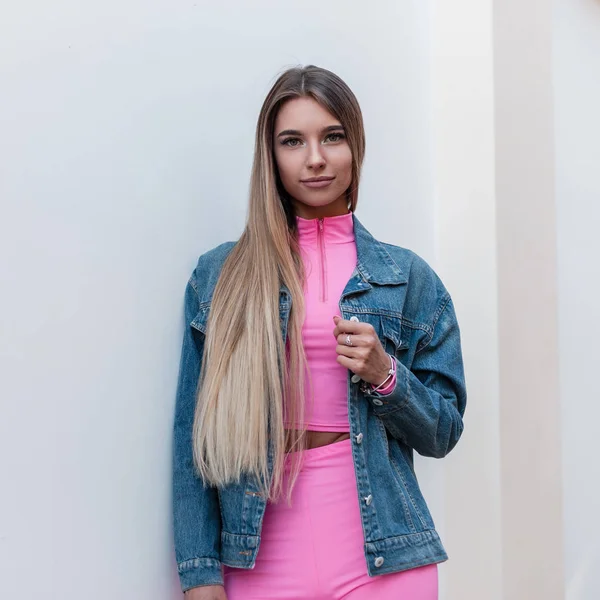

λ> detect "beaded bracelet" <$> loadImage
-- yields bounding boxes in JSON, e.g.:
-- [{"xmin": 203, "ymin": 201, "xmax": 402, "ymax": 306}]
[{"xmin": 370, "ymin": 353, "xmax": 396, "ymax": 393}]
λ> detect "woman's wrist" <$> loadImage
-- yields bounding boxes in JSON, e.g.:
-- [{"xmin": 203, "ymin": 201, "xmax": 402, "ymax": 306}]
[
  {"xmin": 370, "ymin": 353, "xmax": 396, "ymax": 393},
  {"xmin": 375, "ymin": 369, "xmax": 396, "ymax": 395},
  {"xmin": 184, "ymin": 584, "xmax": 226, "ymax": 599}
]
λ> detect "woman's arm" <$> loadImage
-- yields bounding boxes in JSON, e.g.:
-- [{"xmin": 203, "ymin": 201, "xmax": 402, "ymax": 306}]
[
  {"xmin": 364, "ymin": 293, "xmax": 467, "ymax": 459},
  {"xmin": 172, "ymin": 272, "xmax": 224, "ymax": 592}
]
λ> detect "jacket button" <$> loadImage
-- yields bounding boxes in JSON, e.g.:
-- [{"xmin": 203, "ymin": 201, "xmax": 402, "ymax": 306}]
[
  {"xmin": 374, "ymin": 556, "xmax": 384, "ymax": 567},
  {"xmin": 372, "ymin": 398, "xmax": 384, "ymax": 406},
  {"xmin": 355, "ymin": 432, "xmax": 363, "ymax": 444},
  {"xmin": 351, "ymin": 374, "xmax": 361, "ymax": 384},
  {"xmin": 364, "ymin": 494, "xmax": 373, "ymax": 505},
  {"xmin": 350, "ymin": 316, "xmax": 359, "ymax": 322}
]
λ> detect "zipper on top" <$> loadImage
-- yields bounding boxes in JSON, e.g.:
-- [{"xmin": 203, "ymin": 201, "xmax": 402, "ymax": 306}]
[{"xmin": 317, "ymin": 218, "xmax": 328, "ymax": 302}]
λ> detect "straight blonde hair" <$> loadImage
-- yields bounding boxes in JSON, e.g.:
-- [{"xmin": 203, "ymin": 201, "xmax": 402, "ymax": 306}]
[{"xmin": 192, "ymin": 65, "xmax": 366, "ymax": 504}]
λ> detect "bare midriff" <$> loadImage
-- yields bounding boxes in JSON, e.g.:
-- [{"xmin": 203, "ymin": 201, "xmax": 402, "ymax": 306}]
[
  {"xmin": 285, "ymin": 430, "xmax": 350, "ymax": 452},
  {"xmin": 305, "ymin": 430, "xmax": 350, "ymax": 449}
]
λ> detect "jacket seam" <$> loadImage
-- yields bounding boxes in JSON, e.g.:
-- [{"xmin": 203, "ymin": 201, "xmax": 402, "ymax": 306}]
[
  {"xmin": 415, "ymin": 292, "xmax": 451, "ymax": 354},
  {"xmin": 388, "ymin": 449, "xmax": 428, "ymax": 529},
  {"xmin": 356, "ymin": 308, "xmax": 432, "ymax": 337},
  {"xmin": 376, "ymin": 418, "xmax": 417, "ymax": 532},
  {"xmin": 370, "ymin": 528, "xmax": 442, "ymax": 544},
  {"xmin": 188, "ymin": 272, "xmax": 199, "ymax": 295},
  {"xmin": 177, "ymin": 556, "xmax": 222, "ymax": 572}
]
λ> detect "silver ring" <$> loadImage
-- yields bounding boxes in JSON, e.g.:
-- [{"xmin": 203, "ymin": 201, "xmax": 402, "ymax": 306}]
[{"xmin": 345, "ymin": 334, "xmax": 353, "ymax": 347}]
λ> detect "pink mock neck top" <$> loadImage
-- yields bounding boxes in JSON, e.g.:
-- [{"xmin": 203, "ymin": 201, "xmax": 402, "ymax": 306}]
[{"xmin": 284, "ymin": 211, "xmax": 395, "ymax": 432}]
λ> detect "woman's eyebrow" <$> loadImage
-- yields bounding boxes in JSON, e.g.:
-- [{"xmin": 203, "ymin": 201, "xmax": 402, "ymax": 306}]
[{"xmin": 276, "ymin": 125, "xmax": 345, "ymax": 138}]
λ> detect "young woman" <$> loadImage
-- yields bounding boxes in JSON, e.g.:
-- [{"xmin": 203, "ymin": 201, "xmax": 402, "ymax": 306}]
[{"xmin": 172, "ymin": 65, "xmax": 467, "ymax": 600}]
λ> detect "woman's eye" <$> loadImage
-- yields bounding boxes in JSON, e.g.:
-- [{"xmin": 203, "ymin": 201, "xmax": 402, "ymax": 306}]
[
  {"xmin": 281, "ymin": 133, "xmax": 345, "ymax": 147},
  {"xmin": 282, "ymin": 138, "xmax": 302, "ymax": 147}
]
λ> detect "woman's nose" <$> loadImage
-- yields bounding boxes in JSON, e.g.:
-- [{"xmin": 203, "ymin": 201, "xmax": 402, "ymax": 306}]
[{"xmin": 306, "ymin": 142, "xmax": 326, "ymax": 170}]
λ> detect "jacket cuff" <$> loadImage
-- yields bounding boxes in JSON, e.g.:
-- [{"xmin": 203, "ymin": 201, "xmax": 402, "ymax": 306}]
[{"xmin": 177, "ymin": 557, "xmax": 224, "ymax": 593}]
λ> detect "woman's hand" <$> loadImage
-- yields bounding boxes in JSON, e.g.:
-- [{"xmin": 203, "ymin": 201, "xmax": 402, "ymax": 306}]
[
  {"xmin": 332, "ymin": 315, "xmax": 391, "ymax": 386},
  {"xmin": 184, "ymin": 584, "xmax": 227, "ymax": 600}
]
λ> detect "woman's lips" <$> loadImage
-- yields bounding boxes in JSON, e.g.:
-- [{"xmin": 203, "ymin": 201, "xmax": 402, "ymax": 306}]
[{"xmin": 301, "ymin": 177, "xmax": 335, "ymax": 189}]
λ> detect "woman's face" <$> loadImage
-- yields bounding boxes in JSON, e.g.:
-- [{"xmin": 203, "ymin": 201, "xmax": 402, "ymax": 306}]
[{"xmin": 273, "ymin": 97, "xmax": 353, "ymax": 219}]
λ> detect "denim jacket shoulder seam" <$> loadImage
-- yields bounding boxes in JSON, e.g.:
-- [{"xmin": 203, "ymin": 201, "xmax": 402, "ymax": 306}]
[
  {"xmin": 415, "ymin": 292, "xmax": 451, "ymax": 354},
  {"xmin": 432, "ymin": 292, "xmax": 452, "ymax": 327}
]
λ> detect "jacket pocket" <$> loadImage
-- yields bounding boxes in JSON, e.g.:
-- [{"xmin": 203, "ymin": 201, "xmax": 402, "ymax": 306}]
[
  {"xmin": 379, "ymin": 314, "xmax": 410, "ymax": 356},
  {"xmin": 375, "ymin": 419, "xmax": 417, "ymax": 534},
  {"xmin": 388, "ymin": 439, "xmax": 434, "ymax": 530}
]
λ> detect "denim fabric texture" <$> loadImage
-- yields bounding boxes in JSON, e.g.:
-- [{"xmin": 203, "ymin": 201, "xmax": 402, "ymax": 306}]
[{"xmin": 172, "ymin": 213, "xmax": 467, "ymax": 592}]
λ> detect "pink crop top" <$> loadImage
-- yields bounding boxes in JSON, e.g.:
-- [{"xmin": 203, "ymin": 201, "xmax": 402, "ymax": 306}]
[{"xmin": 283, "ymin": 211, "xmax": 396, "ymax": 432}]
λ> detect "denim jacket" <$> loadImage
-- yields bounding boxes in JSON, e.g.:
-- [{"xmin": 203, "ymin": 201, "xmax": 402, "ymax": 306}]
[{"xmin": 172, "ymin": 213, "xmax": 467, "ymax": 593}]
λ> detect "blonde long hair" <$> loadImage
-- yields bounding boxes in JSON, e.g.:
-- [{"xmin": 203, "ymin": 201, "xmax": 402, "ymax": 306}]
[{"xmin": 192, "ymin": 65, "xmax": 366, "ymax": 503}]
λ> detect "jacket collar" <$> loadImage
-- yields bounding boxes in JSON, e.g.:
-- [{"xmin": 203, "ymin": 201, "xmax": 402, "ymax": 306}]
[{"xmin": 351, "ymin": 212, "xmax": 407, "ymax": 285}]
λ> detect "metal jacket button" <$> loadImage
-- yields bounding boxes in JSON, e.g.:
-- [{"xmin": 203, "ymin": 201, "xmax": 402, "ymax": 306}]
[
  {"xmin": 364, "ymin": 494, "xmax": 373, "ymax": 505},
  {"xmin": 355, "ymin": 432, "xmax": 363, "ymax": 444},
  {"xmin": 350, "ymin": 316, "xmax": 359, "ymax": 322},
  {"xmin": 374, "ymin": 556, "xmax": 384, "ymax": 567},
  {"xmin": 372, "ymin": 398, "xmax": 384, "ymax": 406}
]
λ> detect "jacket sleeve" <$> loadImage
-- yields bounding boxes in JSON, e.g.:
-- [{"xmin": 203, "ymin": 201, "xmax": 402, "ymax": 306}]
[
  {"xmin": 172, "ymin": 272, "xmax": 224, "ymax": 592},
  {"xmin": 364, "ymin": 293, "xmax": 467, "ymax": 459}
]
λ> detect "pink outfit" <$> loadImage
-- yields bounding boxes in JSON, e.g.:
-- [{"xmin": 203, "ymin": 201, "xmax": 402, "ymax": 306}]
[
  {"xmin": 223, "ymin": 439, "xmax": 438, "ymax": 599},
  {"xmin": 223, "ymin": 212, "xmax": 437, "ymax": 599},
  {"xmin": 284, "ymin": 212, "xmax": 395, "ymax": 432}
]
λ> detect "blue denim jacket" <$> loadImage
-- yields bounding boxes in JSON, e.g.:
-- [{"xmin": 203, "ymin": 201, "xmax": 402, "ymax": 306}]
[{"xmin": 172, "ymin": 213, "xmax": 467, "ymax": 593}]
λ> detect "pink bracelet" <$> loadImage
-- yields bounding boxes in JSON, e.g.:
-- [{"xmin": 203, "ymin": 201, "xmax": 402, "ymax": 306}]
[
  {"xmin": 370, "ymin": 353, "xmax": 396, "ymax": 393},
  {"xmin": 376, "ymin": 369, "xmax": 396, "ymax": 395}
]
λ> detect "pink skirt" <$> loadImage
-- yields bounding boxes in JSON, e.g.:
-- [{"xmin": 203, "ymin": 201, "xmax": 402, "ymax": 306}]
[{"xmin": 223, "ymin": 438, "xmax": 438, "ymax": 599}]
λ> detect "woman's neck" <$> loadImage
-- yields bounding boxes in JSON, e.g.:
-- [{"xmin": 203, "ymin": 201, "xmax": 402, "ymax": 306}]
[{"xmin": 292, "ymin": 196, "xmax": 350, "ymax": 220}]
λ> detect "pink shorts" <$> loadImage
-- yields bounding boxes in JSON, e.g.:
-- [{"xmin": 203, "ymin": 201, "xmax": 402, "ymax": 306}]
[{"xmin": 223, "ymin": 438, "xmax": 438, "ymax": 599}]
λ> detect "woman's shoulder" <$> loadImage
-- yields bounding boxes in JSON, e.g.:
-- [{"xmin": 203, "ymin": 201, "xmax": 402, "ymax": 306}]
[
  {"xmin": 188, "ymin": 241, "xmax": 237, "ymax": 301},
  {"xmin": 195, "ymin": 240, "xmax": 237, "ymax": 269},
  {"xmin": 377, "ymin": 241, "xmax": 453, "ymax": 325}
]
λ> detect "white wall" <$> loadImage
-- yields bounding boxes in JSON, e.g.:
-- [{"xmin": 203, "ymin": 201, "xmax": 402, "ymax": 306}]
[
  {"xmin": 430, "ymin": 1, "xmax": 502, "ymax": 599},
  {"xmin": 0, "ymin": 2, "xmax": 436, "ymax": 598},
  {"xmin": 554, "ymin": 1, "xmax": 600, "ymax": 598}
]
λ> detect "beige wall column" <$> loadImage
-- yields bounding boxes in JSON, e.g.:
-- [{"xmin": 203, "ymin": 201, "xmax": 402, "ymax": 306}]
[
  {"xmin": 430, "ymin": 2, "xmax": 502, "ymax": 599},
  {"xmin": 494, "ymin": 0, "xmax": 564, "ymax": 598},
  {"xmin": 432, "ymin": 0, "xmax": 565, "ymax": 598}
]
